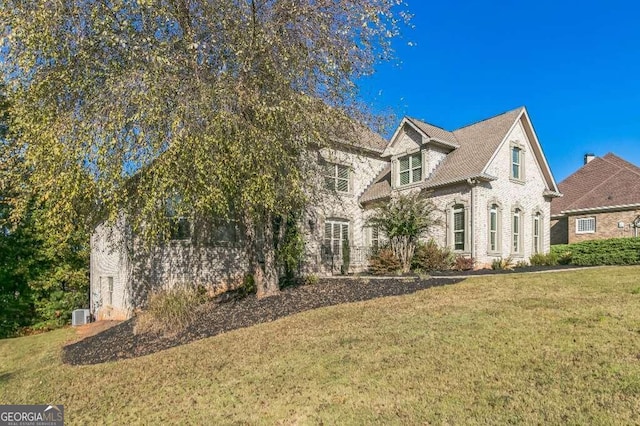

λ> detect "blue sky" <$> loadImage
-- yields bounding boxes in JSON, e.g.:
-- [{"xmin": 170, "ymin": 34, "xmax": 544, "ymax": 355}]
[{"xmin": 360, "ymin": 0, "xmax": 640, "ymax": 182}]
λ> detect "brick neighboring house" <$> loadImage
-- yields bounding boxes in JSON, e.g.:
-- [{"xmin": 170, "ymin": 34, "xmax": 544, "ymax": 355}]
[
  {"xmin": 550, "ymin": 153, "xmax": 640, "ymax": 245},
  {"xmin": 91, "ymin": 106, "xmax": 560, "ymax": 320}
]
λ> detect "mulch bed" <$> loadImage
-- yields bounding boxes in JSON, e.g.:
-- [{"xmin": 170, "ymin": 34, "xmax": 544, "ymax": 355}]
[
  {"xmin": 62, "ymin": 277, "xmax": 462, "ymax": 366},
  {"xmin": 429, "ymin": 264, "xmax": 587, "ymax": 276}
]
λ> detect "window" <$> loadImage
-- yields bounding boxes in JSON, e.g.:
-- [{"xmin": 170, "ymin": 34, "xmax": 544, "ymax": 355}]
[
  {"xmin": 533, "ymin": 212, "xmax": 542, "ymax": 254},
  {"xmin": 104, "ymin": 276, "xmax": 114, "ymax": 306},
  {"xmin": 489, "ymin": 204, "xmax": 500, "ymax": 252},
  {"xmin": 576, "ymin": 217, "xmax": 596, "ymax": 234},
  {"xmin": 370, "ymin": 226, "xmax": 380, "ymax": 251},
  {"xmin": 512, "ymin": 208, "xmax": 522, "ymax": 254},
  {"xmin": 324, "ymin": 162, "xmax": 350, "ymax": 192},
  {"xmin": 398, "ymin": 153, "xmax": 422, "ymax": 186},
  {"xmin": 511, "ymin": 146, "xmax": 522, "ymax": 180},
  {"xmin": 453, "ymin": 205, "xmax": 465, "ymax": 251},
  {"xmin": 166, "ymin": 196, "xmax": 191, "ymax": 240},
  {"xmin": 324, "ymin": 219, "xmax": 349, "ymax": 255}
]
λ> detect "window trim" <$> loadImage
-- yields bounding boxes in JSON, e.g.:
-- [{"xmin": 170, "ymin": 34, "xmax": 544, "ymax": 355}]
[
  {"xmin": 397, "ymin": 152, "xmax": 423, "ymax": 187},
  {"xmin": 323, "ymin": 161, "xmax": 351, "ymax": 193},
  {"xmin": 447, "ymin": 200, "xmax": 470, "ymax": 253},
  {"xmin": 576, "ymin": 217, "xmax": 596, "ymax": 234},
  {"xmin": 510, "ymin": 141, "xmax": 526, "ymax": 183},
  {"xmin": 511, "ymin": 206, "xmax": 524, "ymax": 256},
  {"xmin": 487, "ymin": 201, "xmax": 502, "ymax": 254},
  {"xmin": 532, "ymin": 211, "xmax": 543, "ymax": 254},
  {"xmin": 103, "ymin": 276, "xmax": 114, "ymax": 306},
  {"xmin": 323, "ymin": 218, "xmax": 350, "ymax": 256}
]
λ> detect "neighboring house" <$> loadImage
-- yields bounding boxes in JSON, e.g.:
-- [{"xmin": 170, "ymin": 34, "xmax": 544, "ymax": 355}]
[
  {"xmin": 91, "ymin": 106, "xmax": 560, "ymax": 320},
  {"xmin": 550, "ymin": 153, "xmax": 640, "ymax": 244}
]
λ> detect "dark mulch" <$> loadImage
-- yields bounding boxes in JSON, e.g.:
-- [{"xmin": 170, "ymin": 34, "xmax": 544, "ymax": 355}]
[
  {"xmin": 62, "ymin": 277, "xmax": 462, "ymax": 366},
  {"xmin": 429, "ymin": 264, "xmax": 588, "ymax": 276}
]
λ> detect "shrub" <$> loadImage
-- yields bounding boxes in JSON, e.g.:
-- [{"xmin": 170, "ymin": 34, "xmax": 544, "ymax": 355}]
[
  {"xmin": 341, "ymin": 238, "xmax": 351, "ymax": 275},
  {"xmin": 453, "ymin": 255, "xmax": 474, "ymax": 271},
  {"xmin": 302, "ymin": 274, "xmax": 319, "ymax": 286},
  {"xmin": 412, "ymin": 240, "xmax": 454, "ymax": 272},
  {"xmin": 514, "ymin": 260, "xmax": 529, "ymax": 269},
  {"xmin": 135, "ymin": 285, "xmax": 207, "ymax": 336},
  {"xmin": 550, "ymin": 238, "xmax": 640, "ymax": 266},
  {"xmin": 369, "ymin": 248, "xmax": 402, "ymax": 275},
  {"xmin": 529, "ymin": 252, "xmax": 559, "ymax": 266},
  {"xmin": 491, "ymin": 256, "xmax": 514, "ymax": 270}
]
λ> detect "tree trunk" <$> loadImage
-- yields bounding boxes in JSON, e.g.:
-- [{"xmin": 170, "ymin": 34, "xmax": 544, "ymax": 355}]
[
  {"xmin": 259, "ymin": 215, "xmax": 280, "ymax": 298},
  {"xmin": 243, "ymin": 210, "xmax": 280, "ymax": 299}
]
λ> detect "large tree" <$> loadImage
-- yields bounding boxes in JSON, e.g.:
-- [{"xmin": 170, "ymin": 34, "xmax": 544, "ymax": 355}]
[{"xmin": 1, "ymin": 0, "xmax": 408, "ymax": 298}]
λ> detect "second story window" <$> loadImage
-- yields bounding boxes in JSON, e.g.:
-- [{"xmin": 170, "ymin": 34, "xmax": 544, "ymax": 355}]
[
  {"xmin": 324, "ymin": 162, "xmax": 350, "ymax": 192},
  {"xmin": 399, "ymin": 153, "xmax": 422, "ymax": 186},
  {"xmin": 511, "ymin": 146, "xmax": 522, "ymax": 180}
]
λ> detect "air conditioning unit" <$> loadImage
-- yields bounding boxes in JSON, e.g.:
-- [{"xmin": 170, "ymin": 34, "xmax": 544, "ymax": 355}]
[{"xmin": 72, "ymin": 309, "xmax": 91, "ymax": 326}]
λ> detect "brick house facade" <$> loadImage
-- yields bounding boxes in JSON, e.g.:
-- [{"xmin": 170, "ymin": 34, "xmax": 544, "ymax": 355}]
[{"xmin": 91, "ymin": 106, "xmax": 560, "ymax": 319}]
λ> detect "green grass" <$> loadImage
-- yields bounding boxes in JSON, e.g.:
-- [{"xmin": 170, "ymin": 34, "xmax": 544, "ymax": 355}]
[{"xmin": 2, "ymin": 266, "xmax": 640, "ymax": 424}]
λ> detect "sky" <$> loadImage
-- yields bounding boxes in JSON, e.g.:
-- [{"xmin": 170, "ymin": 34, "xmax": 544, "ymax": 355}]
[{"xmin": 359, "ymin": 0, "xmax": 640, "ymax": 182}]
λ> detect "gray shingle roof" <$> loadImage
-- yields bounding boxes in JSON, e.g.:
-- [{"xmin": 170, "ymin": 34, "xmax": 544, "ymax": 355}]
[
  {"xmin": 359, "ymin": 165, "xmax": 391, "ymax": 204},
  {"xmin": 425, "ymin": 107, "xmax": 524, "ymax": 188},
  {"xmin": 359, "ymin": 107, "xmax": 525, "ymax": 203},
  {"xmin": 405, "ymin": 118, "xmax": 459, "ymax": 146},
  {"xmin": 551, "ymin": 153, "xmax": 640, "ymax": 215}
]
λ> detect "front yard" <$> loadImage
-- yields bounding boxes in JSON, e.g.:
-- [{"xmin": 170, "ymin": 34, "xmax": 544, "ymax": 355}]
[{"xmin": 2, "ymin": 266, "xmax": 640, "ymax": 424}]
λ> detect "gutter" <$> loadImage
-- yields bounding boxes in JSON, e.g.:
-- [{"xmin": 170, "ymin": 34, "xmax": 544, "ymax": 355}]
[{"xmin": 560, "ymin": 203, "xmax": 640, "ymax": 215}]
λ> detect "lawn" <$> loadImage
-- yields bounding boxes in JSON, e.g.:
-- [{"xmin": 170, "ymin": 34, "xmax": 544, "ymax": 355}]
[{"xmin": 2, "ymin": 266, "xmax": 640, "ymax": 424}]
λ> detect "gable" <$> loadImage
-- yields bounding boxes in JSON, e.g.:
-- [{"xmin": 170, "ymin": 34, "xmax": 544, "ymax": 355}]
[{"xmin": 382, "ymin": 121, "xmax": 423, "ymax": 158}]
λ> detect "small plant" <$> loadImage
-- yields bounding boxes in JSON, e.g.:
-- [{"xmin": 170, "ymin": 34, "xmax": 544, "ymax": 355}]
[
  {"xmin": 369, "ymin": 248, "xmax": 402, "ymax": 275},
  {"xmin": 491, "ymin": 256, "xmax": 514, "ymax": 270},
  {"xmin": 631, "ymin": 287, "xmax": 640, "ymax": 295},
  {"xmin": 453, "ymin": 255, "xmax": 474, "ymax": 271},
  {"xmin": 514, "ymin": 260, "xmax": 529, "ymax": 269},
  {"xmin": 529, "ymin": 252, "xmax": 558, "ymax": 266},
  {"xmin": 134, "ymin": 285, "xmax": 207, "ymax": 336},
  {"xmin": 302, "ymin": 274, "xmax": 319, "ymax": 286}
]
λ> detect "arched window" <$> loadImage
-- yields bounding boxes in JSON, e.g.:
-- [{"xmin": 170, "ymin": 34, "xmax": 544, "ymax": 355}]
[
  {"xmin": 533, "ymin": 212, "xmax": 542, "ymax": 254},
  {"xmin": 448, "ymin": 201, "xmax": 469, "ymax": 252},
  {"xmin": 488, "ymin": 203, "xmax": 502, "ymax": 253},
  {"xmin": 512, "ymin": 207, "xmax": 524, "ymax": 255}
]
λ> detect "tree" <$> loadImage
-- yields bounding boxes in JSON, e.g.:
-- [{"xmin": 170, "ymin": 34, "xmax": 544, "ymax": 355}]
[
  {"xmin": 0, "ymin": 84, "xmax": 90, "ymax": 337},
  {"xmin": 1, "ymin": 0, "xmax": 409, "ymax": 298},
  {"xmin": 366, "ymin": 192, "xmax": 440, "ymax": 273}
]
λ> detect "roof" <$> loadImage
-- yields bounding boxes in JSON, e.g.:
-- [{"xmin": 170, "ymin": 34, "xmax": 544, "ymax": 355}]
[
  {"xmin": 551, "ymin": 153, "xmax": 640, "ymax": 216},
  {"xmin": 425, "ymin": 107, "xmax": 524, "ymax": 188},
  {"xmin": 360, "ymin": 107, "xmax": 527, "ymax": 203},
  {"xmin": 359, "ymin": 165, "xmax": 391, "ymax": 204},
  {"xmin": 405, "ymin": 117, "xmax": 459, "ymax": 146}
]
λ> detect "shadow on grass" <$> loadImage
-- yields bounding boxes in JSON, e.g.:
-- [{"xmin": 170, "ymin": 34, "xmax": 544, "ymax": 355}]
[{"xmin": 62, "ymin": 277, "xmax": 463, "ymax": 366}]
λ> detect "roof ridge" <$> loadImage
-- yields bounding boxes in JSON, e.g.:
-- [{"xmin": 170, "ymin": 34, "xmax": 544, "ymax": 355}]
[
  {"xmin": 601, "ymin": 152, "xmax": 640, "ymax": 177},
  {"xmin": 405, "ymin": 116, "xmax": 452, "ymax": 133},
  {"xmin": 452, "ymin": 106, "xmax": 524, "ymax": 132}
]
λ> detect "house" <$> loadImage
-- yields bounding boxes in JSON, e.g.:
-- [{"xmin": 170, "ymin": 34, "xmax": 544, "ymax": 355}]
[
  {"xmin": 550, "ymin": 153, "xmax": 640, "ymax": 244},
  {"xmin": 91, "ymin": 106, "xmax": 560, "ymax": 320}
]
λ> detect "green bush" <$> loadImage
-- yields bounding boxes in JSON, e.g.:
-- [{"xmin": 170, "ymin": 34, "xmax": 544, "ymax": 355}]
[
  {"xmin": 550, "ymin": 238, "xmax": 640, "ymax": 266},
  {"xmin": 369, "ymin": 248, "xmax": 402, "ymax": 275},
  {"xmin": 529, "ymin": 252, "xmax": 559, "ymax": 266},
  {"xmin": 412, "ymin": 240, "xmax": 454, "ymax": 271},
  {"xmin": 135, "ymin": 285, "xmax": 207, "ymax": 336}
]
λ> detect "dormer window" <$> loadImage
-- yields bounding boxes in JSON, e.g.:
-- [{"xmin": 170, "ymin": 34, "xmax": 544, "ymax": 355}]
[
  {"xmin": 399, "ymin": 153, "xmax": 422, "ymax": 186},
  {"xmin": 324, "ymin": 162, "xmax": 350, "ymax": 192}
]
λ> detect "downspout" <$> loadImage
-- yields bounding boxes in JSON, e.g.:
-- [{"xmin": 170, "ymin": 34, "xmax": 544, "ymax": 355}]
[{"xmin": 467, "ymin": 178, "xmax": 477, "ymax": 262}]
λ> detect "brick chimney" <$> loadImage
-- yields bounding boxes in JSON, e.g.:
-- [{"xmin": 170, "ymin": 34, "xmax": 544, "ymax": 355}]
[{"xmin": 584, "ymin": 153, "xmax": 596, "ymax": 165}]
